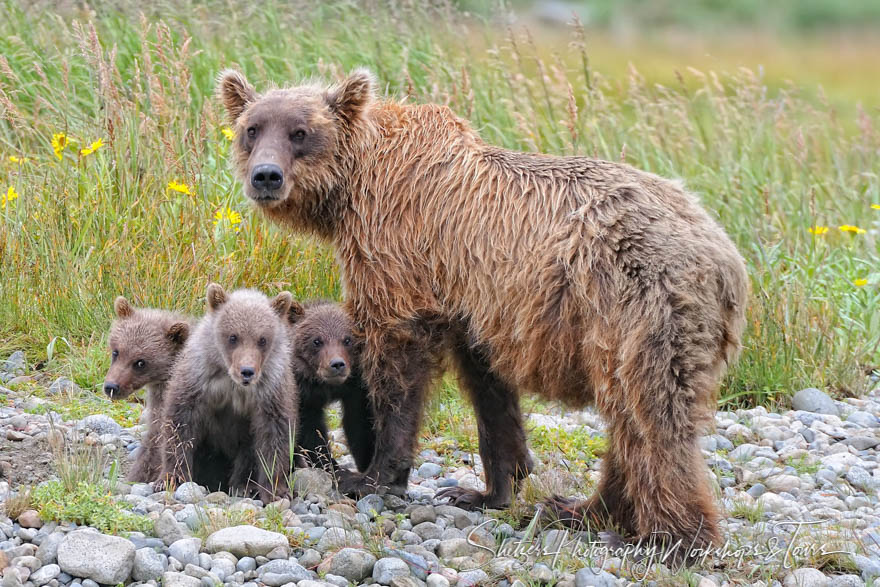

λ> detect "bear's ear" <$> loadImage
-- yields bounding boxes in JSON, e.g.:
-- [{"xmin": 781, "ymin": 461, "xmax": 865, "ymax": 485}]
[
  {"xmin": 206, "ymin": 283, "xmax": 227, "ymax": 312},
  {"xmin": 325, "ymin": 69, "xmax": 375, "ymax": 123},
  {"xmin": 114, "ymin": 296, "xmax": 134, "ymax": 319},
  {"xmin": 270, "ymin": 291, "xmax": 293, "ymax": 318},
  {"xmin": 287, "ymin": 300, "xmax": 305, "ymax": 325},
  {"xmin": 166, "ymin": 322, "xmax": 190, "ymax": 347},
  {"xmin": 217, "ymin": 69, "xmax": 257, "ymax": 124}
]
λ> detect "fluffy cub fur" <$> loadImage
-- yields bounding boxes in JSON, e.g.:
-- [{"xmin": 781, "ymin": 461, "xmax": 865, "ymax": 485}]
[
  {"xmin": 289, "ymin": 301, "xmax": 374, "ymax": 474},
  {"xmin": 156, "ymin": 284, "xmax": 297, "ymax": 501},
  {"xmin": 104, "ymin": 297, "xmax": 189, "ymax": 482}
]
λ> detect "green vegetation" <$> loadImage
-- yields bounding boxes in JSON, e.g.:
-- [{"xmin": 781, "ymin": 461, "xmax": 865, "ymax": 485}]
[
  {"xmin": 31, "ymin": 479, "xmax": 153, "ymax": 534},
  {"xmin": 0, "ymin": 0, "xmax": 877, "ymax": 415},
  {"xmin": 728, "ymin": 498, "xmax": 764, "ymax": 524},
  {"xmin": 787, "ymin": 454, "xmax": 820, "ymax": 475}
]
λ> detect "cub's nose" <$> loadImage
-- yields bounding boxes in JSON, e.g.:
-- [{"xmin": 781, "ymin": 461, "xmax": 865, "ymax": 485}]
[
  {"xmin": 103, "ymin": 382, "xmax": 119, "ymax": 397},
  {"xmin": 251, "ymin": 164, "xmax": 284, "ymax": 191},
  {"xmin": 240, "ymin": 367, "xmax": 255, "ymax": 383},
  {"xmin": 329, "ymin": 358, "xmax": 347, "ymax": 373}
]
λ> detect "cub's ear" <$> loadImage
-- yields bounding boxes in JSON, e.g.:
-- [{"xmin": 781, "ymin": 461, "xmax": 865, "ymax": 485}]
[
  {"xmin": 166, "ymin": 322, "xmax": 190, "ymax": 347},
  {"xmin": 217, "ymin": 69, "xmax": 257, "ymax": 124},
  {"xmin": 270, "ymin": 291, "xmax": 293, "ymax": 318},
  {"xmin": 206, "ymin": 283, "xmax": 227, "ymax": 312},
  {"xmin": 114, "ymin": 296, "xmax": 134, "ymax": 319},
  {"xmin": 325, "ymin": 68, "xmax": 375, "ymax": 123},
  {"xmin": 287, "ymin": 300, "xmax": 306, "ymax": 325}
]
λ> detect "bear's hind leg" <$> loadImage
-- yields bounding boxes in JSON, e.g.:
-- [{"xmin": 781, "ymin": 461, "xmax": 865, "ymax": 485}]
[{"xmin": 437, "ymin": 341, "xmax": 533, "ymax": 510}]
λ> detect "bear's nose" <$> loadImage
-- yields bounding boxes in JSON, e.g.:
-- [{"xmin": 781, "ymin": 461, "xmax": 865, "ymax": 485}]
[
  {"xmin": 329, "ymin": 358, "xmax": 346, "ymax": 373},
  {"xmin": 240, "ymin": 367, "xmax": 255, "ymax": 382},
  {"xmin": 251, "ymin": 164, "xmax": 284, "ymax": 191},
  {"xmin": 103, "ymin": 382, "xmax": 119, "ymax": 397}
]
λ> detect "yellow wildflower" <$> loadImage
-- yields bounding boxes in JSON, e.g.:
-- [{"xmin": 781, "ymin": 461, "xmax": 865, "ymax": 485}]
[
  {"xmin": 8, "ymin": 155, "xmax": 30, "ymax": 164},
  {"xmin": 872, "ymin": 204, "xmax": 880, "ymax": 210},
  {"xmin": 51, "ymin": 133, "xmax": 68, "ymax": 160},
  {"xmin": 2, "ymin": 186, "xmax": 18, "ymax": 209},
  {"xmin": 167, "ymin": 180, "xmax": 193, "ymax": 195},
  {"xmin": 839, "ymin": 225, "xmax": 866, "ymax": 234},
  {"xmin": 221, "ymin": 127, "xmax": 235, "ymax": 141},
  {"xmin": 213, "ymin": 206, "xmax": 243, "ymax": 232},
  {"xmin": 853, "ymin": 278, "xmax": 868, "ymax": 287},
  {"xmin": 80, "ymin": 138, "xmax": 104, "ymax": 156},
  {"xmin": 808, "ymin": 226, "xmax": 829, "ymax": 235}
]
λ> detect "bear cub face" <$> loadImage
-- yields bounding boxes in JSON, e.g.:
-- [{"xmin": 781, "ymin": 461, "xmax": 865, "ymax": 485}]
[
  {"xmin": 104, "ymin": 297, "xmax": 189, "ymax": 399},
  {"xmin": 217, "ymin": 69, "xmax": 375, "ymax": 211},
  {"xmin": 289, "ymin": 301, "xmax": 359, "ymax": 386},
  {"xmin": 206, "ymin": 283, "xmax": 291, "ymax": 387}
]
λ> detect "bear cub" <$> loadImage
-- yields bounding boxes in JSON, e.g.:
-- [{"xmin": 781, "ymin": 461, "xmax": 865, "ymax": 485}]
[
  {"xmin": 104, "ymin": 297, "xmax": 189, "ymax": 482},
  {"xmin": 156, "ymin": 284, "xmax": 297, "ymax": 502},
  {"xmin": 290, "ymin": 301, "xmax": 375, "ymax": 475}
]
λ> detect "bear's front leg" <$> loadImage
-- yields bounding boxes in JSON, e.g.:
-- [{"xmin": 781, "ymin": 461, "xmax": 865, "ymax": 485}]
[
  {"xmin": 252, "ymin": 394, "xmax": 295, "ymax": 502},
  {"xmin": 338, "ymin": 326, "xmax": 435, "ymax": 497},
  {"xmin": 153, "ymin": 397, "xmax": 198, "ymax": 493},
  {"xmin": 296, "ymin": 402, "xmax": 337, "ymax": 473},
  {"xmin": 340, "ymin": 377, "xmax": 376, "ymax": 473},
  {"xmin": 436, "ymin": 338, "xmax": 533, "ymax": 509}
]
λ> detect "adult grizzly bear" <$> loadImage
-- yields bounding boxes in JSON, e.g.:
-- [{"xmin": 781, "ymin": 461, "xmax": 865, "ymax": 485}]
[{"xmin": 218, "ymin": 69, "xmax": 748, "ymax": 550}]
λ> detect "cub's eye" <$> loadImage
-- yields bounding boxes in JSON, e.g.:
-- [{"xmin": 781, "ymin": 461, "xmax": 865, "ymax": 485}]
[
  {"xmin": 111, "ymin": 350, "xmax": 118, "ymax": 360},
  {"xmin": 246, "ymin": 127, "xmax": 256, "ymax": 139},
  {"xmin": 290, "ymin": 130, "xmax": 306, "ymax": 142},
  {"xmin": 312, "ymin": 338, "xmax": 323, "ymax": 348},
  {"xmin": 258, "ymin": 337, "xmax": 267, "ymax": 347},
  {"xmin": 342, "ymin": 337, "xmax": 352, "ymax": 346},
  {"xmin": 134, "ymin": 359, "xmax": 146, "ymax": 369},
  {"xmin": 229, "ymin": 334, "xmax": 238, "ymax": 345}
]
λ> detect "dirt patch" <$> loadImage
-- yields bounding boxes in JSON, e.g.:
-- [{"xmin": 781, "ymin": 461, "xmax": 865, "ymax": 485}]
[{"xmin": 0, "ymin": 435, "xmax": 55, "ymax": 487}]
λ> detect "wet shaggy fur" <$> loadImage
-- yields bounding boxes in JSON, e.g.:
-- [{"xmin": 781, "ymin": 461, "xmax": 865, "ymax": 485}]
[
  {"xmin": 219, "ymin": 69, "xmax": 749, "ymax": 550},
  {"xmin": 105, "ymin": 297, "xmax": 190, "ymax": 482},
  {"xmin": 156, "ymin": 284, "xmax": 297, "ymax": 502},
  {"xmin": 289, "ymin": 300, "xmax": 375, "ymax": 474}
]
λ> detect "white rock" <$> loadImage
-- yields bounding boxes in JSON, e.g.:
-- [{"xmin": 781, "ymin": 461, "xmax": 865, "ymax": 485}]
[
  {"xmin": 782, "ymin": 568, "xmax": 830, "ymax": 587},
  {"xmin": 57, "ymin": 530, "xmax": 135, "ymax": 585},
  {"xmin": 205, "ymin": 526, "xmax": 288, "ymax": 558}
]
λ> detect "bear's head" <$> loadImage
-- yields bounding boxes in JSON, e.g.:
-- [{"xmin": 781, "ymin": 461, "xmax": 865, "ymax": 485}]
[
  {"xmin": 104, "ymin": 297, "xmax": 189, "ymax": 399},
  {"xmin": 217, "ymin": 69, "xmax": 375, "ymax": 223},
  {"xmin": 288, "ymin": 301, "xmax": 360, "ymax": 386},
  {"xmin": 206, "ymin": 283, "xmax": 293, "ymax": 387}
]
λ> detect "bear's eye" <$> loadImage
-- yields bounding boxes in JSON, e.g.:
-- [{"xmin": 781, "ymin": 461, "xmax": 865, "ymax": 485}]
[
  {"xmin": 258, "ymin": 337, "xmax": 267, "ymax": 347},
  {"xmin": 246, "ymin": 127, "xmax": 257, "ymax": 139},
  {"xmin": 312, "ymin": 338, "xmax": 323, "ymax": 348},
  {"xmin": 290, "ymin": 130, "xmax": 306, "ymax": 142},
  {"xmin": 134, "ymin": 359, "xmax": 146, "ymax": 370},
  {"xmin": 111, "ymin": 350, "xmax": 118, "ymax": 360},
  {"xmin": 343, "ymin": 337, "xmax": 352, "ymax": 346},
  {"xmin": 228, "ymin": 334, "xmax": 238, "ymax": 345}
]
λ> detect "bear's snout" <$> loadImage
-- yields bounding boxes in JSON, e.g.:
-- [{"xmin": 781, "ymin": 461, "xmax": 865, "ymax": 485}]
[
  {"xmin": 251, "ymin": 163, "xmax": 284, "ymax": 194},
  {"xmin": 239, "ymin": 366, "xmax": 255, "ymax": 385},
  {"xmin": 103, "ymin": 382, "xmax": 120, "ymax": 397}
]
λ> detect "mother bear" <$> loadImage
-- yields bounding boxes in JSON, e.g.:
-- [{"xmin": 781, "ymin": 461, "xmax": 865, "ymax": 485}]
[{"xmin": 218, "ymin": 68, "xmax": 748, "ymax": 550}]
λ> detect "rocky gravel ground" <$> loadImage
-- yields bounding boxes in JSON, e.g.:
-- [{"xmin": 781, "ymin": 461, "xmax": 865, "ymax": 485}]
[{"xmin": 1, "ymin": 351, "xmax": 880, "ymax": 586}]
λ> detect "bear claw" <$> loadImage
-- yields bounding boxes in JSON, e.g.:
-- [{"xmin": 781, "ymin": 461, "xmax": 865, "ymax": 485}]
[{"xmin": 436, "ymin": 486, "xmax": 506, "ymax": 510}]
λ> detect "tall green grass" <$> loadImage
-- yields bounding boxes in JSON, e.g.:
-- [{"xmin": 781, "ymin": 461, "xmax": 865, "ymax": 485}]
[{"xmin": 1, "ymin": 0, "xmax": 877, "ymax": 405}]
